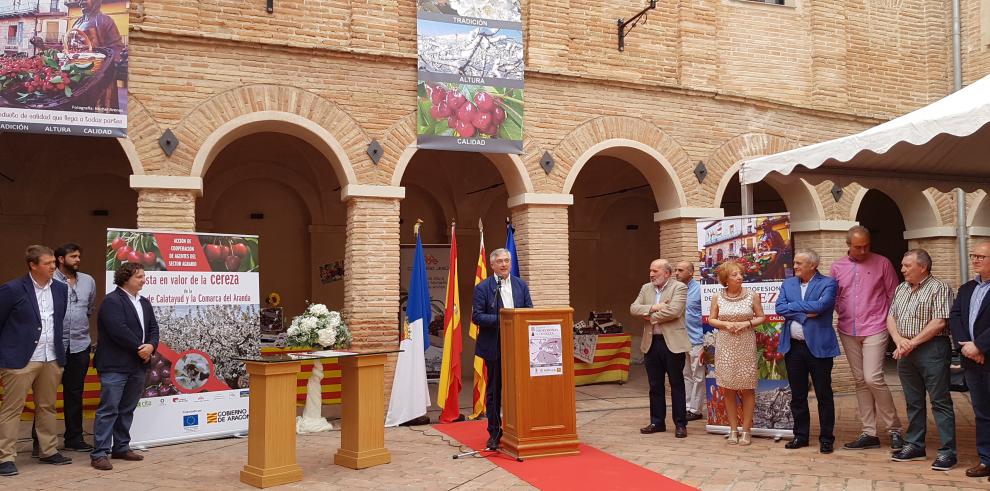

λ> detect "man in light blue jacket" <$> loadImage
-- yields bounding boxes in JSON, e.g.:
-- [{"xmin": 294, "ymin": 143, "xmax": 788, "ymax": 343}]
[{"xmin": 776, "ymin": 248, "xmax": 840, "ymax": 454}]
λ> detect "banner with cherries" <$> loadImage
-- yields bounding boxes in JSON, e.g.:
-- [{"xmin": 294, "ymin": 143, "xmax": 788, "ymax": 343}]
[
  {"xmin": 104, "ymin": 228, "xmax": 260, "ymax": 447},
  {"xmin": 416, "ymin": 0, "xmax": 524, "ymax": 153}
]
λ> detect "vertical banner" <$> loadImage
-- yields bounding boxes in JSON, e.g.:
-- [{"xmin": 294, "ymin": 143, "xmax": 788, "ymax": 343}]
[
  {"xmin": 416, "ymin": 1, "xmax": 524, "ymax": 153},
  {"xmin": 105, "ymin": 229, "xmax": 259, "ymax": 446},
  {"xmin": 0, "ymin": 1, "xmax": 129, "ymax": 136},
  {"xmin": 400, "ymin": 244, "xmax": 451, "ymax": 379},
  {"xmin": 696, "ymin": 214, "xmax": 795, "ymax": 438}
]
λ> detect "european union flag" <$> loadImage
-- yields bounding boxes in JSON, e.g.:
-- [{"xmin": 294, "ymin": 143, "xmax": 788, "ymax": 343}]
[{"xmin": 183, "ymin": 414, "xmax": 199, "ymax": 427}]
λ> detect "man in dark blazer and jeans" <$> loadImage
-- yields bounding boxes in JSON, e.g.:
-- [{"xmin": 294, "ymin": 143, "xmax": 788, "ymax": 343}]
[
  {"xmin": 0, "ymin": 245, "xmax": 73, "ymax": 476},
  {"xmin": 472, "ymin": 248, "xmax": 532, "ymax": 451},
  {"xmin": 950, "ymin": 240, "xmax": 990, "ymax": 481},
  {"xmin": 90, "ymin": 262, "xmax": 159, "ymax": 471}
]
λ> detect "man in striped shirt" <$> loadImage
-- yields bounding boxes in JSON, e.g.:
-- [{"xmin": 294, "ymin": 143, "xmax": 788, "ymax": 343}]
[{"xmin": 887, "ymin": 248, "xmax": 956, "ymax": 471}]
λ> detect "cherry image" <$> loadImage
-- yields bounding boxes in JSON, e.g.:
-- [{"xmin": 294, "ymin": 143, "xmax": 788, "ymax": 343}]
[
  {"xmin": 456, "ymin": 103, "xmax": 477, "ymax": 124},
  {"xmin": 111, "ymin": 237, "xmax": 125, "ymax": 251},
  {"xmin": 222, "ymin": 245, "xmax": 232, "ymax": 258},
  {"xmin": 474, "ymin": 91, "xmax": 494, "ymax": 112},
  {"xmin": 142, "ymin": 251, "xmax": 157, "ymax": 266},
  {"xmin": 492, "ymin": 106, "xmax": 506, "ymax": 125},
  {"xmin": 205, "ymin": 244, "xmax": 221, "ymax": 261},
  {"xmin": 126, "ymin": 250, "xmax": 141, "ymax": 264},
  {"xmin": 430, "ymin": 85, "xmax": 447, "ymax": 105},
  {"xmin": 430, "ymin": 102, "xmax": 451, "ymax": 120},
  {"xmin": 115, "ymin": 246, "xmax": 131, "ymax": 262},
  {"xmin": 225, "ymin": 255, "xmax": 242, "ymax": 272},
  {"xmin": 454, "ymin": 120, "xmax": 476, "ymax": 138},
  {"xmin": 232, "ymin": 242, "xmax": 249, "ymax": 258},
  {"xmin": 445, "ymin": 91, "xmax": 467, "ymax": 110},
  {"xmin": 472, "ymin": 111, "xmax": 492, "ymax": 130}
]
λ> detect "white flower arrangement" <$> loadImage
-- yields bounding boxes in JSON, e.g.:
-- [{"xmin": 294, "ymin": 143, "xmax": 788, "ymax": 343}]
[{"xmin": 285, "ymin": 303, "xmax": 352, "ymax": 349}]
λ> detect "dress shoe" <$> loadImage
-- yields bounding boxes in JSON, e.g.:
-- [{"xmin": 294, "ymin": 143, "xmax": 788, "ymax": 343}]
[
  {"xmin": 0, "ymin": 461, "xmax": 18, "ymax": 477},
  {"xmin": 111, "ymin": 450, "xmax": 145, "ymax": 461},
  {"xmin": 91, "ymin": 457, "xmax": 113, "ymax": 471},
  {"xmin": 64, "ymin": 441, "xmax": 94, "ymax": 452},
  {"xmin": 784, "ymin": 439, "xmax": 809, "ymax": 449},
  {"xmin": 685, "ymin": 411, "xmax": 704, "ymax": 422},
  {"xmin": 820, "ymin": 441, "xmax": 834, "ymax": 454},
  {"xmin": 843, "ymin": 433, "xmax": 881, "ymax": 450},
  {"xmin": 39, "ymin": 452, "xmax": 72, "ymax": 465},
  {"xmin": 675, "ymin": 426, "xmax": 687, "ymax": 438},
  {"xmin": 891, "ymin": 444, "xmax": 926, "ymax": 462},
  {"xmin": 966, "ymin": 463, "xmax": 990, "ymax": 477},
  {"xmin": 931, "ymin": 453, "xmax": 957, "ymax": 471},
  {"xmin": 639, "ymin": 423, "xmax": 666, "ymax": 434}
]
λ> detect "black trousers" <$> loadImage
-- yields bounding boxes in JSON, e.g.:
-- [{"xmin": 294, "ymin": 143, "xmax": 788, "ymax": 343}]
[
  {"xmin": 643, "ymin": 335, "xmax": 687, "ymax": 427},
  {"xmin": 33, "ymin": 346, "xmax": 91, "ymax": 447},
  {"xmin": 785, "ymin": 340, "xmax": 835, "ymax": 444},
  {"xmin": 485, "ymin": 357, "xmax": 503, "ymax": 441}
]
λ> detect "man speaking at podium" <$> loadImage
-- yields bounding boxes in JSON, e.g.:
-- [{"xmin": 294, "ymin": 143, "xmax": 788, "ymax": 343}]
[{"xmin": 472, "ymin": 248, "xmax": 533, "ymax": 451}]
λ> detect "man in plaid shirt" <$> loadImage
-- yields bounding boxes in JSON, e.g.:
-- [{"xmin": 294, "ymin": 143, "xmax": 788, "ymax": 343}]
[{"xmin": 887, "ymin": 248, "xmax": 956, "ymax": 471}]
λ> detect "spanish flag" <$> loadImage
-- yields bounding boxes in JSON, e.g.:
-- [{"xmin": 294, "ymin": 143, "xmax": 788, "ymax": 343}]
[
  {"xmin": 437, "ymin": 221, "xmax": 463, "ymax": 423},
  {"xmin": 468, "ymin": 222, "xmax": 488, "ymax": 420}
]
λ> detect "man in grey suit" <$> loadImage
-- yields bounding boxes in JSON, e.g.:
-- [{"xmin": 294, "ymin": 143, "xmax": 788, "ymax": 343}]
[{"xmin": 630, "ymin": 259, "xmax": 690, "ymax": 438}]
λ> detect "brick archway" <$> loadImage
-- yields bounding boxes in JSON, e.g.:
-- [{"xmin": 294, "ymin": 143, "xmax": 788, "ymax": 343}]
[
  {"xmin": 556, "ymin": 116, "xmax": 690, "ymax": 211},
  {"xmin": 847, "ymin": 184, "xmax": 944, "ymax": 232},
  {"xmin": 170, "ymin": 84, "xmax": 366, "ymax": 187},
  {"xmin": 381, "ymin": 111, "xmax": 534, "ymax": 197},
  {"xmin": 119, "ymin": 94, "xmax": 157, "ymax": 175},
  {"xmin": 708, "ymin": 133, "xmax": 824, "ymax": 226}
]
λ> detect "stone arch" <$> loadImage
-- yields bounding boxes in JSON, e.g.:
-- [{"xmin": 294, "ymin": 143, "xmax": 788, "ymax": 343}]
[
  {"xmin": 124, "ymin": 94, "xmax": 161, "ymax": 175},
  {"xmin": 381, "ymin": 112, "xmax": 534, "ymax": 197},
  {"xmin": 969, "ymin": 191, "xmax": 990, "ymax": 230},
  {"xmin": 848, "ymin": 184, "xmax": 944, "ymax": 232},
  {"xmin": 554, "ymin": 116, "xmax": 690, "ymax": 210},
  {"xmin": 171, "ymin": 84, "xmax": 366, "ymax": 186},
  {"xmin": 196, "ymin": 160, "xmax": 325, "ymax": 225}
]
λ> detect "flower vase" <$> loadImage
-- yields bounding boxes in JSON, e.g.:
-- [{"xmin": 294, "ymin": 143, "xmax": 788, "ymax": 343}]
[{"xmin": 296, "ymin": 358, "xmax": 334, "ymax": 434}]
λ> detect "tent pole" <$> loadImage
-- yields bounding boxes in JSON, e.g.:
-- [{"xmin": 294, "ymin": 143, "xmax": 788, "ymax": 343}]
[
  {"xmin": 952, "ymin": 0, "xmax": 969, "ymax": 283},
  {"xmin": 741, "ymin": 183, "xmax": 754, "ymax": 215}
]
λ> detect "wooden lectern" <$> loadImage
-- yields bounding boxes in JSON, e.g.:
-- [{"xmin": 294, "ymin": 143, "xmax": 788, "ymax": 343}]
[{"xmin": 499, "ymin": 307, "xmax": 580, "ymax": 459}]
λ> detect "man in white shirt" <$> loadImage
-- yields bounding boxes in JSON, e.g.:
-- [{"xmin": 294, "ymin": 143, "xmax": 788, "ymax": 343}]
[{"xmin": 0, "ymin": 245, "xmax": 73, "ymax": 477}]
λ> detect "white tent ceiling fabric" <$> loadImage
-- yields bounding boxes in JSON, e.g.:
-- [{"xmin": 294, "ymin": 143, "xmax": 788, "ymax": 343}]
[{"xmin": 740, "ymin": 75, "xmax": 990, "ymax": 192}]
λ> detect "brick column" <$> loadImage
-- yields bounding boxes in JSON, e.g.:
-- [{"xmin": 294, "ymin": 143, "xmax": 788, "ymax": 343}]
[
  {"xmin": 507, "ymin": 193, "xmax": 573, "ymax": 308},
  {"xmin": 341, "ymin": 185, "xmax": 404, "ymax": 400},
  {"xmin": 131, "ymin": 176, "xmax": 202, "ymax": 231}
]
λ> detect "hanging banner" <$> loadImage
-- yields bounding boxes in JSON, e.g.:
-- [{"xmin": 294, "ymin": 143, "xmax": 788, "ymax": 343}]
[
  {"xmin": 400, "ymin": 244, "xmax": 451, "ymax": 380},
  {"xmin": 0, "ymin": 0, "xmax": 129, "ymax": 137},
  {"xmin": 696, "ymin": 213, "xmax": 794, "ymax": 438},
  {"xmin": 416, "ymin": 1, "xmax": 524, "ymax": 153},
  {"xmin": 105, "ymin": 228, "xmax": 260, "ymax": 447}
]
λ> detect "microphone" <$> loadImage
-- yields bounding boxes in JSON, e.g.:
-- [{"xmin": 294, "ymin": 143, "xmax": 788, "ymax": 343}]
[{"xmin": 495, "ymin": 275, "xmax": 503, "ymax": 293}]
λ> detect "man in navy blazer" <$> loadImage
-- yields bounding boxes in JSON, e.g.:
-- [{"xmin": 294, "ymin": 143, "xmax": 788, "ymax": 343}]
[
  {"xmin": 90, "ymin": 262, "xmax": 159, "ymax": 471},
  {"xmin": 950, "ymin": 241, "xmax": 990, "ymax": 481},
  {"xmin": 776, "ymin": 248, "xmax": 840, "ymax": 454},
  {"xmin": 0, "ymin": 245, "xmax": 73, "ymax": 476},
  {"xmin": 472, "ymin": 248, "xmax": 532, "ymax": 450}
]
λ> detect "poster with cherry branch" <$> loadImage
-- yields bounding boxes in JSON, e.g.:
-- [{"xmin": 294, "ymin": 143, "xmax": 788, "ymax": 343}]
[
  {"xmin": 416, "ymin": 0, "xmax": 524, "ymax": 153},
  {"xmin": 105, "ymin": 228, "xmax": 259, "ymax": 447}
]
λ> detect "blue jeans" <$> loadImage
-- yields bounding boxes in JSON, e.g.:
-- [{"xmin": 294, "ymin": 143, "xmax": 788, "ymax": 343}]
[{"xmin": 91, "ymin": 370, "xmax": 146, "ymax": 459}]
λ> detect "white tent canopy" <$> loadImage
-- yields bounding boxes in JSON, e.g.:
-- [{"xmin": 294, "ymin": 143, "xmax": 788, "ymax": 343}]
[{"xmin": 740, "ymin": 74, "xmax": 990, "ymax": 192}]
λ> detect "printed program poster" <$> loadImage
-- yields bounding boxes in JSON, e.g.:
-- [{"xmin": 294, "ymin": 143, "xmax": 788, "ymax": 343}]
[
  {"xmin": 105, "ymin": 228, "xmax": 259, "ymax": 446},
  {"xmin": 529, "ymin": 324, "xmax": 563, "ymax": 377},
  {"xmin": 0, "ymin": 0, "xmax": 129, "ymax": 136},
  {"xmin": 696, "ymin": 214, "xmax": 794, "ymax": 438}
]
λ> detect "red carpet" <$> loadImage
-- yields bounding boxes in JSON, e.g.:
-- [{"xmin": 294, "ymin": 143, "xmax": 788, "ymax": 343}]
[{"xmin": 434, "ymin": 420, "xmax": 697, "ymax": 491}]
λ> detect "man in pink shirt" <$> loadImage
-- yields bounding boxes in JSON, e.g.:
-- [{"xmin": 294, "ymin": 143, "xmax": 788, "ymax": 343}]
[{"xmin": 831, "ymin": 226, "xmax": 904, "ymax": 450}]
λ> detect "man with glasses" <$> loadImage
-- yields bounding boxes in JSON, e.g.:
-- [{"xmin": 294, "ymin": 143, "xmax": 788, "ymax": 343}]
[
  {"xmin": 950, "ymin": 242, "xmax": 990, "ymax": 481},
  {"xmin": 31, "ymin": 243, "xmax": 96, "ymax": 456}
]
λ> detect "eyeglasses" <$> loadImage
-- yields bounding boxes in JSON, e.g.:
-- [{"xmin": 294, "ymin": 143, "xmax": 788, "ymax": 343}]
[{"xmin": 971, "ymin": 254, "xmax": 988, "ymax": 262}]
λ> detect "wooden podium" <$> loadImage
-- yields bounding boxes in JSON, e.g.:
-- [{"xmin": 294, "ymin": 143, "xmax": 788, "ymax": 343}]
[{"xmin": 499, "ymin": 307, "xmax": 580, "ymax": 459}]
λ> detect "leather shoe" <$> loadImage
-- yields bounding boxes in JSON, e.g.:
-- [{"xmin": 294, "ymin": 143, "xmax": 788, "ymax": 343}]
[
  {"xmin": 91, "ymin": 457, "xmax": 113, "ymax": 471},
  {"xmin": 485, "ymin": 436, "xmax": 499, "ymax": 450},
  {"xmin": 967, "ymin": 463, "xmax": 990, "ymax": 478},
  {"xmin": 784, "ymin": 439, "xmax": 809, "ymax": 449},
  {"xmin": 820, "ymin": 441, "xmax": 834, "ymax": 454},
  {"xmin": 685, "ymin": 411, "xmax": 704, "ymax": 422},
  {"xmin": 640, "ymin": 424, "xmax": 666, "ymax": 434},
  {"xmin": 111, "ymin": 450, "xmax": 144, "ymax": 461},
  {"xmin": 675, "ymin": 426, "xmax": 687, "ymax": 438}
]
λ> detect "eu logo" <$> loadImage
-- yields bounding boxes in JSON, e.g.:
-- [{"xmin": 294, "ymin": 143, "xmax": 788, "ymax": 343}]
[{"xmin": 183, "ymin": 415, "xmax": 199, "ymax": 427}]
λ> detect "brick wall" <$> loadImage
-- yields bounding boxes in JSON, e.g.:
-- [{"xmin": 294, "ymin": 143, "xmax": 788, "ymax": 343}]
[
  {"xmin": 136, "ymin": 189, "xmax": 197, "ymax": 231},
  {"xmin": 511, "ymin": 204, "xmax": 570, "ymax": 307}
]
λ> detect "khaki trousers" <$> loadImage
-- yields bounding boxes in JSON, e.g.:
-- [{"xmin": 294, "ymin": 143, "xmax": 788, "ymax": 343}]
[
  {"xmin": 0, "ymin": 361, "xmax": 63, "ymax": 461},
  {"xmin": 839, "ymin": 331, "xmax": 902, "ymax": 437}
]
